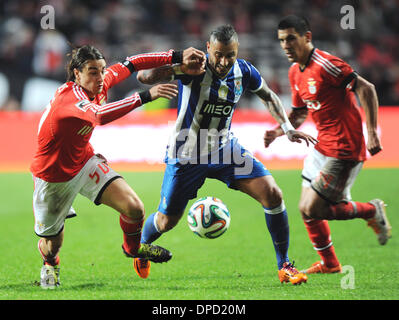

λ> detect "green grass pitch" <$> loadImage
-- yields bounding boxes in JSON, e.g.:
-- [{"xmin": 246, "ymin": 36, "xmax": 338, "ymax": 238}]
[{"xmin": 0, "ymin": 168, "xmax": 398, "ymax": 301}]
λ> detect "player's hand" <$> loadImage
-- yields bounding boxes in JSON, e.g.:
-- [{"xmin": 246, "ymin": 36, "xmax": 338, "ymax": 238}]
[
  {"xmin": 367, "ymin": 132, "xmax": 383, "ymax": 155},
  {"xmin": 286, "ymin": 130, "xmax": 318, "ymax": 147},
  {"xmin": 182, "ymin": 47, "xmax": 206, "ymax": 74},
  {"xmin": 264, "ymin": 129, "xmax": 279, "ymax": 148},
  {"xmin": 149, "ymin": 83, "xmax": 178, "ymax": 100}
]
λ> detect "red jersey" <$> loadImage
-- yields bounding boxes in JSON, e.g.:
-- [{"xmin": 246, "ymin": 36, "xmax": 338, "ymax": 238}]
[
  {"xmin": 31, "ymin": 50, "xmax": 175, "ymax": 182},
  {"xmin": 288, "ymin": 48, "xmax": 366, "ymax": 161}
]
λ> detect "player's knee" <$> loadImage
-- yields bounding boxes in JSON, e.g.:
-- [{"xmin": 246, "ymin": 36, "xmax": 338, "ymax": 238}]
[
  {"xmin": 263, "ymin": 185, "xmax": 283, "ymax": 208},
  {"xmin": 156, "ymin": 212, "xmax": 181, "ymax": 233},
  {"xmin": 298, "ymin": 200, "xmax": 307, "ymax": 216},
  {"xmin": 124, "ymin": 196, "xmax": 145, "ymax": 221},
  {"xmin": 299, "ymin": 200, "xmax": 319, "ymax": 219}
]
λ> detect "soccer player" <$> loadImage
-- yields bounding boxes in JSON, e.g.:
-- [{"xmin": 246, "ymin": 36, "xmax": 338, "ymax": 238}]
[
  {"xmin": 135, "ymin": 24, "xmax": 318, "ymax": 284},
  {"xmin": 31, "ymin": 44, "xmax": 206, "ymax": 289},
  {"xmin": 264, "ymin": 15, "xmax": 392, "ymax": 274}
]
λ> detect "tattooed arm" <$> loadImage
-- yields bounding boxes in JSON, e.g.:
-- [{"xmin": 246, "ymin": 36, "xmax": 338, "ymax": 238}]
[
  {"xmin": 137, "ymin": 53, "xmax": 206, "ymax": 85},
  {"xmin": 137, "ymin": 65, "xmax": 175, "ymax": 85},
  {"xmin": 255, "ymin": 80, "xmax": 292, "ymax": 125},
  {"xmin": 264, "ymin": 107, "xmax": 309, "ymax": 147}
]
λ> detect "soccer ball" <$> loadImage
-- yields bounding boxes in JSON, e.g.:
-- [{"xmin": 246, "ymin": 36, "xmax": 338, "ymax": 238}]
[{"xmin": 187, "ymin": 197, "xmax": 230, "ymax": 239}]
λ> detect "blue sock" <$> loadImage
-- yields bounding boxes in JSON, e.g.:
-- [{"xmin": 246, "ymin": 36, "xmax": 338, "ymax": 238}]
[
  {"xmin": 141, "ymin": 212, "xmax": 162, "ymax": 244},
  {"xmin": 264, "ymin": 202, "xmax": 290, "ymax": 269}
]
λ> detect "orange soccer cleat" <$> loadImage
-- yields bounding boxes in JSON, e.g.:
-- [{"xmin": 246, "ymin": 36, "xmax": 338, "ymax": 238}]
[
  {"xmin": 278, "ymin": 262, "xmax": 308, "ymax": 285},
  {"xmin": 123, "ymin": 243, "xmax": 171, "ymax": 279},
  {"xmin": 302, "ymin": 261, "xmax": 342, "ymax": 274},
  {"xmin": 134, "ymin": 258, "xmax": 151, "ymax": 279}
]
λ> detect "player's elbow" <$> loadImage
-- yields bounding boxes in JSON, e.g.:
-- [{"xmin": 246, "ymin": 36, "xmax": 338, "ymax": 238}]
[
  {"xmin": 136, "ymin": 71, "xmax": 147, "ymax": 83},
  {"xmin": 137, "ymin": 71, "xmax": 154, "ymax": 85},
  {"xmin": 363, "ymin": 81, "xmax": 375, "ymax": 94},
  {"xmin": 356, "ymin": 76, "xmax": 376, "ymax": 96}
]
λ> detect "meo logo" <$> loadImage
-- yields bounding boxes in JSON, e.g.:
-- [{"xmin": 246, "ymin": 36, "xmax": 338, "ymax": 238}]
[{"xmin": 200, "ymin": 100, "xmax": 233, "ymax": 118}]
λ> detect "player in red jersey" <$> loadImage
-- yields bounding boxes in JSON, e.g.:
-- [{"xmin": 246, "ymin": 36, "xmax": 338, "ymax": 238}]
[
  {"xmin": 264, "ymin": 15, "xmax": 391, "ymax": 274},
  {"xmin": 31, "ymin": 44, "xmax": 206, "ymax": 288}
]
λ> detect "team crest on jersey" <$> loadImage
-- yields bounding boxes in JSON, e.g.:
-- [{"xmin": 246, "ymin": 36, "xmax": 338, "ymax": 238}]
[
  {"xmin": 218, "ymin": 84, "xmax": 229, "ymax": 100},
  {"xmin": 308, "ymin": 78, "xmax": 317, "ymax": 94},
  {"xmin": 234, "ymin": 79, "xmax": 243, "ymax": 96},
  {"xmin": 162, "ymin": 196, "xmax": 167, "ymax": 210}
]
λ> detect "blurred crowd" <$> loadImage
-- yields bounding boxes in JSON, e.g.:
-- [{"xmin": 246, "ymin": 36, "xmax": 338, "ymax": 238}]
[{"xmin": 0, "ymin": 0, "xmax": 398, "ymax": 111}]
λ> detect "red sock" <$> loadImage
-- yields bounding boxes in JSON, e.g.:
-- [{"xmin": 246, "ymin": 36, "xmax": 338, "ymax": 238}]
[
  {"xmin": 303, "ymin": 218, "xmax": 340, "ymax": 268},
  {"xmin": 120, "ymin": 214, "xmax": 144, "ymax": 256},
  {"xmin": 329, "ymin": 201, "xmax": 375, "ymax": 220}
]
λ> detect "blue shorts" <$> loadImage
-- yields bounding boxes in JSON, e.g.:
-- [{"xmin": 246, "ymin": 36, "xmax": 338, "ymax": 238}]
[{"xmin": 157, "ymin": 139, "xmax": 270, "ymax": 215}]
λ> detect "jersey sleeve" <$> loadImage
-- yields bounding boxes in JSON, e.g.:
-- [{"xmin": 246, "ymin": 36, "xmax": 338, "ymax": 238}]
[
  {"xmin": 103, "ymin": 50, "xmax": 175, "ymax": 90},
  {"xmin": 316, "ymin": 52, "xmax": 357, "ymax": 91},
  {"xmin": 126, "ymin": 50, "xmax": 174, "ymax": 72},
  {"xmin": 72, "ymin": 93, "xmax": 143, "ymax": 125},
  {"xmin": 103, "ymin": 62, "xmax": 134, "ymax": 90},
  {"xmin": 288, "ymin": 66, "xmax": 306, "ymax": 108},
  {"xmin": 246, "ymin": 61, "xmax": 263, "ymax": 92}
]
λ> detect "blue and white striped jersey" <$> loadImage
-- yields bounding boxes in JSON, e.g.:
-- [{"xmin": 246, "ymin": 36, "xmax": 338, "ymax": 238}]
[{"xmin": 166, "ymin": 57, "xmax": 263, "ymax": 163}]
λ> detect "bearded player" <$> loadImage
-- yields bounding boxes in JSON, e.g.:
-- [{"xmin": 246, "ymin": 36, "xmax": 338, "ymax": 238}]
[
  {"xmin": 31, "ymin": 44, "xmax": 205, "ymax": 288},
  {"xmin": 135, "ymin": 24, "xmax": 318, "ymax": 284},
  {"xmin": 264, "ymin": 15, "xmax": 391, "ymax": 274}
]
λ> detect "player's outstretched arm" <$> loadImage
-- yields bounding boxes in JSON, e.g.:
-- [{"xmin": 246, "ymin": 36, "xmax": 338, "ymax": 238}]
[
  {"xmin": 137, "ymin": 65, "xmax": 175, "ymax": 85},
  {"xmin": 256, "ymin": 79, "xmax": 317, "ymax": 147},
  {"xmin": 85, "ymin": 83, "xmax": 178, "ymax": 126},
  {"xmin": 137, "ymin": 47, "xmax": 206, "ymax": 85},
  {"xmin": 355, "ymin": 75, "xmax": 382, "ymax": 156},
  {"xmin": 137, "ymin": 62, "xmax": 205, "ymax": 85}
]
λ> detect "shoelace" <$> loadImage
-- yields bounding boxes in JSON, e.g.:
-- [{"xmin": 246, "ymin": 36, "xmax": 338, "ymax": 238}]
[
  {"xmin": 142, "ymin": 244, "xmax": 162, "ymax": 256},
  {"xmin": 284, "ymin": 261, "xmax": 300, "ymax": 275}
]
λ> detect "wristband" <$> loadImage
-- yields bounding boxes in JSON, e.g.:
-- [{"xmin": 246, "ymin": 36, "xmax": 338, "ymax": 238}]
[
  {"xmin": 281, "ymin": 122, "xmax": 295, "ymax": 134},
  {"xmin": 172, "ymin": 50, "xmax": 183, "ymax": 64},
  {"xmin": 139, "ymin": 90, "xmax": 152, "ymax": 104},
  {"xmin": 122, "ymin": 59, "xmax": 135, "ymax": 73}
]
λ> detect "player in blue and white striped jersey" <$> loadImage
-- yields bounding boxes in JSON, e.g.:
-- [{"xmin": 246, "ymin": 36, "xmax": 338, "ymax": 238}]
[
  {"xmin": 166, "ymin": 49, "xmax": 263, "ymax": 163},
  {"xmin": 135, "ymin": 25, "xmax": 317, "ymax": 283}
]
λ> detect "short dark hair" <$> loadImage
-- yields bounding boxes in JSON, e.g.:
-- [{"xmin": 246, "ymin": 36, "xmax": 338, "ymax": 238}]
[
  {"xmin": 278, "ymin": 15, "xmax": 310, "ymax": 35},
  {"xmin": 66, "ymin": 45, "xmax": 105, "ymax": 81},
  {"xmin": 210, "ymin": 24, "xmax": 238, "ymax": 45}
]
